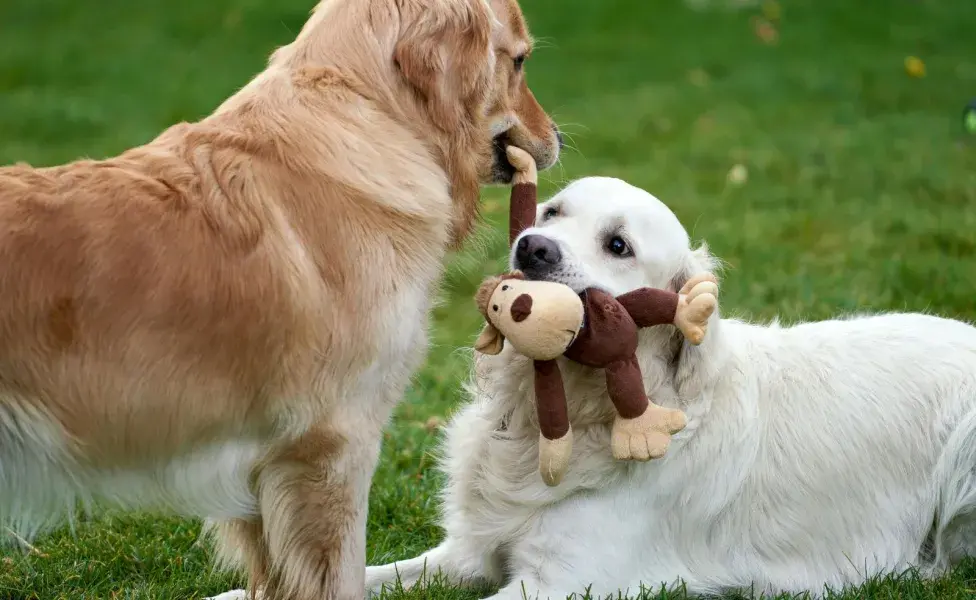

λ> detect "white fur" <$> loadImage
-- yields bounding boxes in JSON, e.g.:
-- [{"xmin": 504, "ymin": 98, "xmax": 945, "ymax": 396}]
[{"xmin": 364, "ymin": 176, "xmax": 976, "ymax": 599}]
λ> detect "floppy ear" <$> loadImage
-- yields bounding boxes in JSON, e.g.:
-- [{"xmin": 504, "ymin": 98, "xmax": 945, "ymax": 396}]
[
  {"xmin": 475, "ymin": 322, "xmax": 505, "ymax": 355},
  {"xmin": 393, "ymin": 0, "xmax": 494, "ymax": 132},
  {"xmin": 669, "ymin": 242, "xmax": 721, "ymax": 292}
]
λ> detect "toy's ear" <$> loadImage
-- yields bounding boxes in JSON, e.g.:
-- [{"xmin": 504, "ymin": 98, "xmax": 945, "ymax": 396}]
[
  {"xmin": 475, "ymin": 322, "xmax": 505, "ymax": 355},
  {"xmin": 475, "ymin": 276, "xmax": 503, "ymax": 316},
  {"xmin": 475, "ymin": 271, "xmax": 525, "ymax": 316}
]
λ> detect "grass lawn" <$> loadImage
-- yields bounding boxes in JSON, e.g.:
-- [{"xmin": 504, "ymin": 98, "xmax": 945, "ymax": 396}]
[{"xmin": 2, "ymin": 0, "xmax": 976, "ymax": 597}]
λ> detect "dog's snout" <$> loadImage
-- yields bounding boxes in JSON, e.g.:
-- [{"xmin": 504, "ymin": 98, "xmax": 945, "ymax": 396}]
[{"xmin": 516, "ymin": 235, "xmax": 561, "ymax": 272}]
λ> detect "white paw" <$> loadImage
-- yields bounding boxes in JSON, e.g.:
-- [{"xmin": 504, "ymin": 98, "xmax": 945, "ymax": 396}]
[{"xmin": 204, "ymin": 590, "xmax": 251, "ymax": 600}]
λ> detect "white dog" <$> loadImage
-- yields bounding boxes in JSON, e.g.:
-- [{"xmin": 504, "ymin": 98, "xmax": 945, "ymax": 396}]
[{"xmin": 364, "ymin": 176, "xmax": 976, "ymax": 599}]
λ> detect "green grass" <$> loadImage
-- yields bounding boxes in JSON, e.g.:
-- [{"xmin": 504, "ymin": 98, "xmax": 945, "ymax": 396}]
[{"xmin": 2, "ymin": 0, "xmax": 976, "ymax": 597}]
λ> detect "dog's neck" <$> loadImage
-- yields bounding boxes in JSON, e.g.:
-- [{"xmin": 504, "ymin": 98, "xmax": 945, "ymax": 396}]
[
  {"xmin": 283, "ymin": 1, "xmax": 489, "ymax": 246},
  {"xmin": 204, "ymin": 1, "xmax": 487, "ymax": 247},
  {"xmin": 672, "ymin": 312, "xmax": 734, "ymax": 413}
]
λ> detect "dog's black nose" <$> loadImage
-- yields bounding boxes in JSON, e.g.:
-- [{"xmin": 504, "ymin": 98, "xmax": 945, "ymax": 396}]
[{"xmin": 515, "ymin": 235, "xmax": 561, "ymax": 272}]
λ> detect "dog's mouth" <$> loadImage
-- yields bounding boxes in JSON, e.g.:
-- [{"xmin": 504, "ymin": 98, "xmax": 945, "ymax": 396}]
[
  {"xmin": 517, "ymin": 267, "xmax": 588, "ymax": 294},
  {"xmin": 490, "ymin": 131, "xmax": 517, "ymax": 183}
]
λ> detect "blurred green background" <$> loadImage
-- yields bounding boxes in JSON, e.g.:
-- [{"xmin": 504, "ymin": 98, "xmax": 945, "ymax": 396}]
[{"xmin": 1, "ymin": 0, "xmax": 976, "ymax": 598}]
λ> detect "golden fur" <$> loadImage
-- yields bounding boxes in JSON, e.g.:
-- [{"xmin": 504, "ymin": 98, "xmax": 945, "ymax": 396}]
[{"xmin": 0, "ymin": 0, "xmax": 559, "ymax": 598}]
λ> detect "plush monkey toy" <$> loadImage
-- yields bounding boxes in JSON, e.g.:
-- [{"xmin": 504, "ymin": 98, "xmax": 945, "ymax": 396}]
[{"xmin": 475, "ymin": 147, "xmax": 718, "ymax": 487}]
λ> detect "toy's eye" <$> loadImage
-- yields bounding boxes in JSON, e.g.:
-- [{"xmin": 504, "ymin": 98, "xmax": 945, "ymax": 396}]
[
  {"xmin": 492, "ymin": 304, "xmax": 499, "ymax": 311},
  {"xmin": 502, "ymin": 285, "xmax": 509, "ymax": 291},
  {"xmin": 607, "ymin": 236, "xmax": 632, "ymax": 257}
]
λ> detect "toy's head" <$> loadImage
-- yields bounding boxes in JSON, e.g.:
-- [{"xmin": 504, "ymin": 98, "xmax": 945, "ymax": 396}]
[{"xmin": 474, "ymin": 271, "xmax": 584, "ymax": 360}]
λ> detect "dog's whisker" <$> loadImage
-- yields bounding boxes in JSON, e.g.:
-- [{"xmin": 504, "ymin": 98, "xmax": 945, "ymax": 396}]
[
  {"xmin": 553, "ymin": 122, "xmax": 590, "ymax": 133},
  {"xmin": 530, "ymin": 36, "xmax": 558, "ymax": 50}
]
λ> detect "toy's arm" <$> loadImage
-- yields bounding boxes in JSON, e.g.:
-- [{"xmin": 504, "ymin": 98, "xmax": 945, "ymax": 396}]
[
  {"xmin": 507, "ymin": 146, "xmax": 538, "ymax": 244},
  {"xmin": 616, "ymin": 274, "xmax": 719, "ymax": 345},
  {"xmin": 615, "ymin": 288, "xmax": 679, "ymax": 328},
  {"xmin": 534, "ymin": 359, "xmax": 573, "ymax": 487}
]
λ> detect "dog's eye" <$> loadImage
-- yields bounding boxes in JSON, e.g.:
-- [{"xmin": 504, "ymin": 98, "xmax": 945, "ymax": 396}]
[
  {"xmin": 607, "ymin": 236, "xmax": 632, "ymax": 257},
  {"xmin": 542, "ymin": 207, "xmax": 559, "ymax": 220},
  {"xmin": 513, "ymin": 54, "xmax": 526, "ymax": 71},
  {"xmin": 502, "ymin": 285, "xmax": 509, "ymax": 291}
]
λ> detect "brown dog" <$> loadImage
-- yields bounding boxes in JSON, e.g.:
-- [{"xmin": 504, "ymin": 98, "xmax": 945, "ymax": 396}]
[{"xmin": 0, "ymin": 1, "xmax": 559, "ymax": 599}]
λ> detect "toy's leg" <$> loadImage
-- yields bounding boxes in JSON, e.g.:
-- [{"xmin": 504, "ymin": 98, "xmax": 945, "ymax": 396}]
[
  {"xmin": 605, "ymin": 356, "xmax": 649, "ymax": 420},
  {"xmin": 535, "ymin": 360, "xmax": 573, "ymax": 486},
  {"xmin": 606, "ymin": 358, "xmax": 686, "ymax": 461}
]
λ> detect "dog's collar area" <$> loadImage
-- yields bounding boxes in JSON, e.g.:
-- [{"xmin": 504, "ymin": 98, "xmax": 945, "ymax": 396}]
[
  {"xmin": 666, "ymin": 329, "xmax": 686, "ymax": 373},
  {"xmin": 493, "ymin": 409, "xmax": 513, "ymax": 434}
]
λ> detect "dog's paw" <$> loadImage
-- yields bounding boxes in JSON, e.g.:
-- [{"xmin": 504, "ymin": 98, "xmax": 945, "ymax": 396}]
[{"xmin": 204, "ymin": 591, "xmax": 253, "ymax": 600}]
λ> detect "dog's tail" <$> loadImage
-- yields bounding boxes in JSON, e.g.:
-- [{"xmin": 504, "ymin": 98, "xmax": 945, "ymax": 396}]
[{"xmin": 929, "ymin": 405, "xmax": 976, "ymax": 570}]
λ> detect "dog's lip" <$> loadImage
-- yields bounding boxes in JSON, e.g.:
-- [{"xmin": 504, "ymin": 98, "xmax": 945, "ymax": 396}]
[
  {"xmin": 492, "ymin": 132, "xmax": 516, "ymax": 177},
  {"xmin": 517, "ymin": 269, "xmax": 586, "ymax": 294}
]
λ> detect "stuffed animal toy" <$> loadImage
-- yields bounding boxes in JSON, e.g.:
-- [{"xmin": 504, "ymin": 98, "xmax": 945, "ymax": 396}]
[{"xmin": 475, "ymin": 147, "xmax": 718, "ymax": 486}]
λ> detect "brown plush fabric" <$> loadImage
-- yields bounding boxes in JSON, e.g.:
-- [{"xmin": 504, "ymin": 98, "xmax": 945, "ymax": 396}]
[
  {"xmin": 605, "ymin": 356, "xmax": 647, "ymax": 419},
  {"xmin": 616, "ymin": 288, "xmax": 679, "ymax": 328},
  {"xmin": 534, "ymin": 359, "xmax": 570, "ymax": 439},
  {"xmin": 509, "ymin": 183, "xmax": 538, "ymax": 244},
  {"xmin": 563, "ymin": 288, "xmax": 637, "ymax": 366},
  {"xmin": 510, "ymin": 294, "xmax": 533, "ymax": 322},
  {"xmin": 560, "ymin": 287, "xmax": 681, "ymax": 423}
]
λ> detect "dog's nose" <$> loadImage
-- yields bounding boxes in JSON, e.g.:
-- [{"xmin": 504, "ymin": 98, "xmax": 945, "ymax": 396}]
[
  {"xmin": 515, "ymin": 235, "xmax": 561, "ymax": 271},
  {"xmin": 553, "ymin": 125, "xmax": 564, "ymax": 149}
]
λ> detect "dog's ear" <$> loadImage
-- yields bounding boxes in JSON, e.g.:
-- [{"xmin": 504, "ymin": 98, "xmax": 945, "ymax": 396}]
[
  {"xmin": 669, "ymin": 242, "xmax": 721, "ymax": 292},
  {"xmin": 475, "ymin": 322, "xmax": 505, "ymax": 355},
  {"xmin": 393, "ymin": 0, "xmax": 495, "ymax": 133}
]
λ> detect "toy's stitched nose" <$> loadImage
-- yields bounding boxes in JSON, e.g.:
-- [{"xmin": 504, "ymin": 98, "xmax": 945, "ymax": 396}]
[
  {"xmin": 515, "ymin": 235, "xmax": 561, "ymax": 272},
  {"xmin": 510, "ymin": 294, "xmax": 533, "ymax": 322}
]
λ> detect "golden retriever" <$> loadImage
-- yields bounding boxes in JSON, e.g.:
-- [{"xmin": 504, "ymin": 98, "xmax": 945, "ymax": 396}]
[{"xmin": 0, "ymin": 0, "xmax": 559, "ymax": 598}]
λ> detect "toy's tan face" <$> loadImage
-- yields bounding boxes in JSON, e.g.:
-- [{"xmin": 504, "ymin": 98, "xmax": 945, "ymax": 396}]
[{"xmin": 484, "ymin": 279, "xmax": 584, "ymax": 361}]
